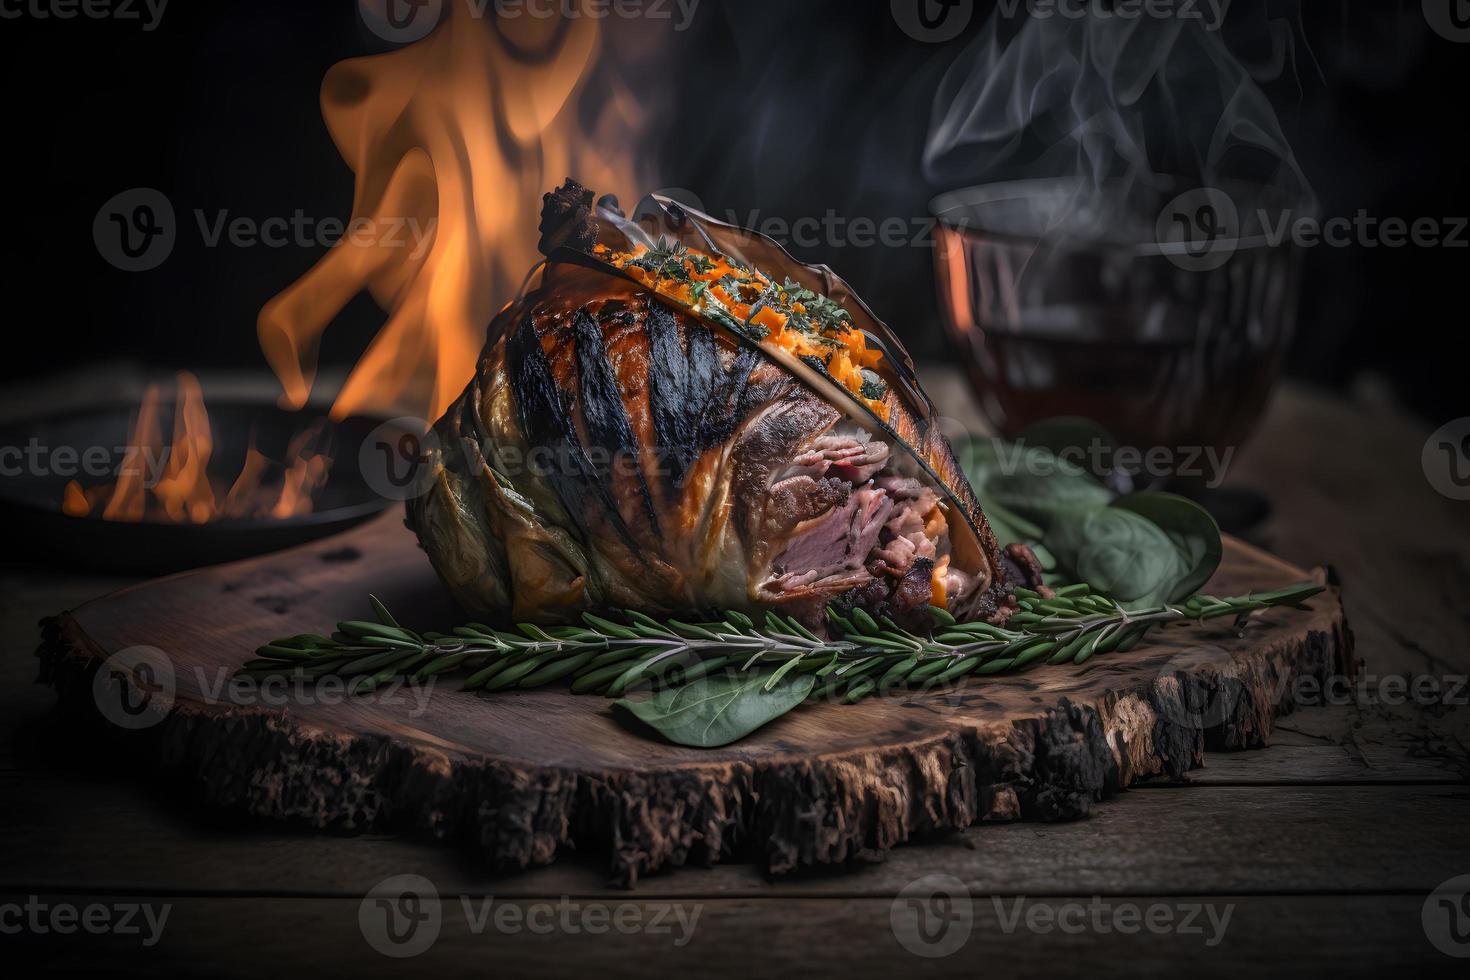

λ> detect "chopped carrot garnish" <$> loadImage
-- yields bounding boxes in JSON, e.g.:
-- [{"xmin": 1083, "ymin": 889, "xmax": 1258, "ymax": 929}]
[{"xmin": 597, "ymin": 242, "xmax": 889, "ymax": 418}]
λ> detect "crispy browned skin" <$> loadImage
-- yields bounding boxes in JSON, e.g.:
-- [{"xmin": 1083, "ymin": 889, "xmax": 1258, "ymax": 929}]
[{"xmin": 407, "ymin": 262, "xmax": 1025, "ymax": 625}]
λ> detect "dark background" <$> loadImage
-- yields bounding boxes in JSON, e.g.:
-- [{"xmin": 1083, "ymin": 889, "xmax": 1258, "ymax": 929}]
[{"xmin": 0, "ymin": 0, "xmax": 1463, "ymax": 423}]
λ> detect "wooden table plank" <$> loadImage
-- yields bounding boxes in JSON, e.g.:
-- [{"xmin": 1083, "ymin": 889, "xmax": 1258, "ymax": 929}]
[
  {"xmin": 1232, "ymin": 387, "xmax": 1470, "ymax": 678},
  {"xmin": 1150, "ymin": 746, "xmax": 1463, "ymax": 785},
  {"xmin": 4, "ymin": 769, "xmax": 1466, "ymax": 898},
  {"xmin": 3, "ymin": 893, "xmax": 1448, "ymax": 977}
]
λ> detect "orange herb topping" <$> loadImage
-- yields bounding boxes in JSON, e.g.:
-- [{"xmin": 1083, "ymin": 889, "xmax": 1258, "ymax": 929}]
[{"xmin": 593, "ymin": 241, "xmax": 889, "ymax": 420}]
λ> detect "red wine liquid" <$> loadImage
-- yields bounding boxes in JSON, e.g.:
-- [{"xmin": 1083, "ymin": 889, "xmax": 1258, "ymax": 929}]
[{"xmin": 934, "ymin": 224, "xmax": 1297, "ymax": 474}]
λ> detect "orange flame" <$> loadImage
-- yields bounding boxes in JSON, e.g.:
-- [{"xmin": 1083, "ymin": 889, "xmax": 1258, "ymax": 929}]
[
  {"xmin": 63, "ymin": 372, "xmax": 331, "ymax": 524},
  {"xmin": 258, "ymin": 0, "xmax": 653, "ymax": 422}
]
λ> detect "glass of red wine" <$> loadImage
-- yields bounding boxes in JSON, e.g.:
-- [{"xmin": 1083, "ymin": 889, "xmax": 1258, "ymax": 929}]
[{"xmin": 931, "ymin": 177, "xmax": 1304, "ymax": 525}]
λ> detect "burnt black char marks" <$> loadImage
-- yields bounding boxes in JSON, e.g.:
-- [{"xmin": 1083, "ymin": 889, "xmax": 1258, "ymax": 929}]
[
  {"xmin": 571, "ymin": 307, "xmax": 660, "ymax": 537},
  {"xmin": 699, "ymin": 346, "xmax": 762, "ymax": 448},
  {"xmin": 571, "ymin": 308, "xmax": 637, "ymax": 455},
  {"xmin": 644, "ymin": 300, "xmax": 761, "ymax": 488},
  {"xmin": 514, "ymin": 296, "xmax": 773, "ymax": 553},
  {"xmin": 506, "ymin": 313, "xmax": 641, "ymax": 555}
]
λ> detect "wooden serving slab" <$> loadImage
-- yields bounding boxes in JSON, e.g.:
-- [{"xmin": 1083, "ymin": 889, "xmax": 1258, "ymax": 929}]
[{"xmin": 37, "ymin": 511, "xmax": 1351, "ymax": 885}]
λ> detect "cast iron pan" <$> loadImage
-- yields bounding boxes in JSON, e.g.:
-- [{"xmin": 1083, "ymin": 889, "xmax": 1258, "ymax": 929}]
[{"xmin": 0, "ymin": 402, "xmax": 402, "ymax": 575}]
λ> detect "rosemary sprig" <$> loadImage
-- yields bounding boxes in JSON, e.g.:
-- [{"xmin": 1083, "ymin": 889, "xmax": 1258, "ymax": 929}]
[{"xmin": 237, "ymin": 581, "xmax": 1324, "ymax": 703}]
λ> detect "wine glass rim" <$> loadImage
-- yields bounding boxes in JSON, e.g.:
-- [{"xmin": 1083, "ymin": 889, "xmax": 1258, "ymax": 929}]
[{"xmin": 929, "ymin": 176, "xmax": 1311, "ymax": 255}]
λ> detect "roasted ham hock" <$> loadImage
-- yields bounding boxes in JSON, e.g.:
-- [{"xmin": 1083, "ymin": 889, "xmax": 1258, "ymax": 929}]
[{"xmin": 407, "ymin": 181, "xmax": 1044, "ymax": 628}]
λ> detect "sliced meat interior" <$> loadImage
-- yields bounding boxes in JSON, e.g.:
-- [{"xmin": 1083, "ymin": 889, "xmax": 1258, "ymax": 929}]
[
  {"xmin": 768, "ymin": 485, "xmax": 892, "ymax": 591},
  {"xmin": 760, "ymin": 431, "xmax": 979, "ymax": 625},
  {"xmin": 783, "ymin": 433, "xmax": 892, "ymax": 484}
]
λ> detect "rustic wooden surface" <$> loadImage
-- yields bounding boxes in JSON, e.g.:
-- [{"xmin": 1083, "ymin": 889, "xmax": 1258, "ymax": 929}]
[
  {"xmin": 3, "ymin": 372, "xmax": 1469, "ymax": 975},
  {"xmin": 32, "ymin": 513, "xmax": 1349, "ymax": 885}
]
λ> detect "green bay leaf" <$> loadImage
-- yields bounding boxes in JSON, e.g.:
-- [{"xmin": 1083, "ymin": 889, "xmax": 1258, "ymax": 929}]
[
  {"xmin": 1111, "ymin": 491, "xmax": 1223, "ymax": 602},
  {"xmin": 1072, "ymin": 507, "xmax": 1189, "ymax": 607},
  {"xmin": 612, "ymin": 669, "xmax": 816, "ymax": 748}
]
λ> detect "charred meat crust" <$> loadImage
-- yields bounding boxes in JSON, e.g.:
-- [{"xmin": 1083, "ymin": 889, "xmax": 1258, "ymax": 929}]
[
  {"xmin": 410, "ymin": 259, "xmax": 1020, "ymax": 629},
  {"xmin": 1003, "ymin": 542, "xmax": 1049, "ymax": 594},
  {"xmin": 537, "ymin": 178, "xmax": 598, "ymax": 256},
  {"xmin": 960, "ymin": 542, "xmax": 1052, "ymax": 626},
  {"xmin": 728, "ymin": 396, "xmax": 842, "ymax": 556},
  {"xmin": 505, "ymin": 311, "xmax": 642, "ymax": 556}
]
